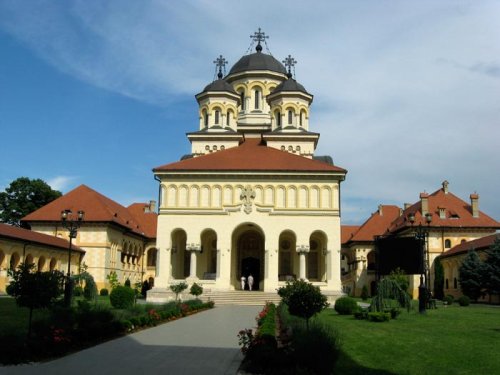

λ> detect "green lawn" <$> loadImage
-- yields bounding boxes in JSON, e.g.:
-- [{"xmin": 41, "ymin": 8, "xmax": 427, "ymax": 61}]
[{"xmin": 320, "ymin": 304, "xmax": 500, "ymax": 375}]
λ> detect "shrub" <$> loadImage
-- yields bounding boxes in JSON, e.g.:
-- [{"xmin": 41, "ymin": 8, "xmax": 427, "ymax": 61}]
[
  {"xmin": 444, "ymin": 295, "xmax": 454, "ymax": 305},
  {"xmin": 334, "ymin": 296, "xmax": 359, "ymax": 315},
  {"xmin": 389, "ymin": 307, "xmax": 401, "ymax": 319},
  {"xmin": 458, "ymin": 295, "xmax": 471, "ymax": 306},
  {"xmin": 170, "ymin": 282, "xmax": 188, "ymax": 301},
  {"xmin": 190, "ymin": 282, "xmax": 203, "ymax": 299},
  {"xmin": 83, "ymin": 279, "xmax": 97, "ymax": 301},
  {"xmin": 124, "ymin": 278, "xmax": 131, "ymax": 287},
  {"xmin": 110, "ymin": 285, "xmax": 135, "ymax": 309},
  {"xmin": 368, "ymin": 312, "xmax": 391, "ymax": 322},
  {"xmin": 361, "ymin": 285, "xmax": 369, "ymax": 301},
  {"xmin": 354, "ymin": 310, "xmax": 368, "ymax": 320},
  {"xmin": 73, "ymin": 286, "xmax": 84, "ymax": 297},
  {"xmin": 100, "ymin": 288, "xmax": 109, "ymax": 296}
]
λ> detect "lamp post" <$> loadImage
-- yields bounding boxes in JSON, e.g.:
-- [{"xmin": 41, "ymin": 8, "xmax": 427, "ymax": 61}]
[
  {"xmin": 61, "ymin": 209, "xmax": 85, "ymax": 307},
  {"xmin": 408, "ymin": 212, "xmax": 432, "ymax": 314}
]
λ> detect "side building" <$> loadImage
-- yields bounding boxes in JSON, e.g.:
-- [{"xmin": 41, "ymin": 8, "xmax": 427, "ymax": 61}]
[
  {"xmin": 21, "ymin": 185, "xmax": 158, "ymax": 290},
  {"xmin": 342, "ymin": 181, "xmax": 500, "ymax": 298}
]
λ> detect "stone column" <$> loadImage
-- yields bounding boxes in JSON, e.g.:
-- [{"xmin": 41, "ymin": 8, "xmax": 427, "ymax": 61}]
[
  {"xmin": 186, "ymin": 243, "xmax": 201, "ymax": 280},
  {"xmin": 297, "ymin": 245, "xmax": 310, "ymax": 280}
]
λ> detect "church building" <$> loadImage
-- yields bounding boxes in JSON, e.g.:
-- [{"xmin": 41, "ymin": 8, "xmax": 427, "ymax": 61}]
[{"xmin": 148, "ymin": 29, "xmax": 347, "ymax": 302}]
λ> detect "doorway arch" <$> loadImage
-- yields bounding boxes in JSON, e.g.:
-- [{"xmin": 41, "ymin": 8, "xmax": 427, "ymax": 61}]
[{"xmin": 231, "ymin": 223, "xmax": 265, "ymax": 291}]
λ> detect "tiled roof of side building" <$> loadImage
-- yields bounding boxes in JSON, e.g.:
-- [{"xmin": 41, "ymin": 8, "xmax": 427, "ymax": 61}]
[
  {"xmin": 440, "ymin": 233, "xmax": 499, "ymax": 259},
  {"xmin": 127, "ymin": 203, "xmax": 158, "ymax": 239},
  {"xmin": 388, "ymin": 187, "xmax": 500, "ymax": 233},
  {"xmin": 153, "ymin": 138, "xmax": 347, "ymax": 173},
  {"xmin": 22, "ymin": 185, "xmax": 155, "ymax": 239},
  {"xmin": 341, "ymin": 225, "xmax": 361, "ymax": 245},
  {"xmin": 0, "ymin": 223, "xmax": 84, "ymax": 253},
  {"xmin": 348, "ymin": 205, "xmax": 402, "ymax": 243}
]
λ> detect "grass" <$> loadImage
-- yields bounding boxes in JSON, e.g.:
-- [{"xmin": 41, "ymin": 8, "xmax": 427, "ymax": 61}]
[{"xmin": 319, "ymin": 304, "xmax": 500, "ymax": 375}]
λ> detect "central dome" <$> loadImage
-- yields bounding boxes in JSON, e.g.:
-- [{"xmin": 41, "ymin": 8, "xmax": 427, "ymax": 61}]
[{"xmin": 229, "ymin": 51, "xmax": 287, "ymax": 75}]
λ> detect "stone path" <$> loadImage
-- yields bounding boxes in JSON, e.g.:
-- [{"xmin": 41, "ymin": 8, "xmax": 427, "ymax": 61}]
[{"xmin": 2, "ymin": 305, "xmax": 261, "ymax": 375}]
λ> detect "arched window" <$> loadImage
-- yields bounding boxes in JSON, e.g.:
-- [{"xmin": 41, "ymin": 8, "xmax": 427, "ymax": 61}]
[
  {"xmin": 453, "ymin": 277, "xmax": 458, "ymax": 289},
  {"xmin": 299, "ymin": 111, "xmax": 303, "ymax": 126},
  {"xmin": 275, "ymin": 111, "xmax": 281, "ymax": 126},
  {"xmin": 254, "ymin": 89, "xmax": 260, "ymax": 109},
  {"xmin": 240, "ymin": 91, "xmax": 245, "ymax": 110},
  {"xmin": 203, "ymin": 110, "xmax": 208, "ymax": 127},
  {"xmin": 288, "ymin": 110, "xmax": 293, "ymax": 125},
  {"xmin": 445, "ymin": 279, "xmax": 449, "ymax": 289},
  {"xmin": 214, "ymin": 110, "xmax": 220, "ymax": 125},
  {"xmin": 445, "ymin": 239, "xmax": 452, "ymax": 248},
  {"xmin": 226, "ymin": 110, "xmax": 232, "ymax": 126}
]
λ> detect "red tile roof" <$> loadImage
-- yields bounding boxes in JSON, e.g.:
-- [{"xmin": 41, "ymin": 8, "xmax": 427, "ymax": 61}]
[
  {"xmin": 127, "ymin": 203, "xmax": 157, "ymax": 239},
  {"xmin": 0, "ymin": 223, "xmax": 84, "ymax": 253},
  {"xmin": 153, "ymin": 138, "xmax": 347, "ymax": 173},
  {"xmin": 440, "ymin": 234, "xmax": 499, "ymax": 259},
  {"xmin": 347, "ymin": 205, "xmax": 402, "ymax": 242},
  {"xmin": 388, "ymin": 187, "xmax": 500, "ymax": 233},
  {"xmin": 22, "ymin": 185, "xmax": 157, "ymax": 239},
  {"xmin": 341, "ymin": 225, "xmax": 360, "ymax": 244}
]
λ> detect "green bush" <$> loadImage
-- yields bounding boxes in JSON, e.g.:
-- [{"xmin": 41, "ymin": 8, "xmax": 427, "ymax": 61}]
[
  {"xmin": 190, "ymin": 282, "xmax": 203, "ymax": 299},
  {"xmin": 389, "ymin": 307, "xmax": 401, "ymax": 319},
  {"xmin": 458, "ymin": 295, "xmax": 471, "ymax": 306},
  {"xmin": 334, "ymin": 296, "xmax": 359, "ymax": 315},
  {"xmin": 109, "ymin": 285, "xmax": 135, "ymax": 309},
  {"xmin": 444, "ymin": 295, "xmax": 454, "ymax": 305},
  {"xmin": 124, "ymin": 278, "xmax": 131, "ymax": 287},
  {"xmin": 83, "ymin": 279, "xmax": 97, "ymax": 301},
  {"xmin": 257, "ymin": 303, "xmax": 276, "ymax": 344},
  {"xmin": 100, "ymin": 288, "xmax": 109, "ymax": 296},
  {"xmin": 354, "ymin": 310, "xmax": 368, "ymax": 320},
  {"xmin": 368, "ymin": 312, "xmax": 391, "ymax": 322}
]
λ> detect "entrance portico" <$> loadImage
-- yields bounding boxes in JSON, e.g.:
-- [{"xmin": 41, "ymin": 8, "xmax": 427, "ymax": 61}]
[{"xmin": 232, "ymin": 223, "xmax": 265, "ymax": 291}]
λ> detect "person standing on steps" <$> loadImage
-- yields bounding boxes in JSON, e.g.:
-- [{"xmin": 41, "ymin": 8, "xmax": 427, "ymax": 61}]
[
  {"xmin": 248, "ymin": 274, "xmax": 254, "ymax": 291},
  {"xmin": 241, "ymin": 275, "xmax": 246, "ymax": 290}
]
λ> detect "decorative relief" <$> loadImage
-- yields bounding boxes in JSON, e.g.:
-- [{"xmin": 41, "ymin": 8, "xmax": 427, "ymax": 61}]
[
  {"xmin": 296, "ymin": 244, "xmax": 310, "ymax": 253},
  {"xmin": 240, "ymin": 185, "xmax": 256, "ymax": 214}
]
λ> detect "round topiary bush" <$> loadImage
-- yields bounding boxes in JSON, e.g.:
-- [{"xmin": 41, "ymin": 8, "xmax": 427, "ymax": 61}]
[
  {"xmin": 100, "ymin": 288, "xmax": 109, "ymax": 296},
  {"xmin": 109, "ymin": 285, "xmax": 135, "ymax": 309},
  {"xmin": 334, "ymin": 296, "xmax": 359, "ymax": 315},
  {"xmin": 458, "ymin": 295, "xmax": 470, "ymax": 306},
  {"xmin": 444, "ymin": 295, "xmax": 454, "ymax": 305},
  {"xmin": 73, "ymin": 285, "xmax": 84, "ymax": 297}
]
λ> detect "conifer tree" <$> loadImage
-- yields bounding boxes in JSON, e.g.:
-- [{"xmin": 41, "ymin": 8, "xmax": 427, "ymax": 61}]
[
  {"xmin": 433, "ymin": 257, "xmax": 445, "ymax": 300},
  {"xmin": 484, "ymin": 238, "xmax": 500, "ymax": 300},
  {"xmin": 459, "ymin": 249, "xmax": 485, "ymax": 301}
]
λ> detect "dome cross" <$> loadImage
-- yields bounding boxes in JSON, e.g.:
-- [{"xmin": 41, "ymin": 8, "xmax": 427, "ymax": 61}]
[
  {"xmin": 250, "ymin": 27, "xmax": 269, "ymax": 52},
  {"xmin": 213, "ymin": 55, "xmax": 228, "ymax": 79},
  {"xmin": 282, "ymin": 54, "xmax": 297, "ymax": 78}
]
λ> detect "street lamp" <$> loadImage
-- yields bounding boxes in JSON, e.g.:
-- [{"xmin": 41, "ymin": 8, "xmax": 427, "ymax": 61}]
[
  {"xmin": 61, "ymin": 209, "xmax": 85, "ymax": 306},
  {"xmin": 408, "ymin": 212, "xmax": 432, "ymax": 313}
]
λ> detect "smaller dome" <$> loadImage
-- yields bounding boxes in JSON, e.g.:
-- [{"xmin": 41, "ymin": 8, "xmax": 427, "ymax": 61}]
[
  {"xmin": 271, "ymin": 78, "xmax": 309, "ymax": 94},
  {"xmin": 201, "ymin": 79, "xmax": 237, "ymax": 94}
]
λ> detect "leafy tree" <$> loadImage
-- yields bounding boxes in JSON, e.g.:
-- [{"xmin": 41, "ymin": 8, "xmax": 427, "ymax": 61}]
[
  {"xmin": 190, "ymin": 283, "xmax": 203, "ymax": 299},
  {"xmin": 484, "ymin": 238, "xmax": 500, "ymax": 301},
  {"xmin": 170, "ymin": 282, "xmax": 188, "ymax": 301},
  {"xmin": 459, "ymin": 249, "xmax": 485, "ymax": 301},
  {"xmin": 0, "ymin": 177, "xmax": 62, "ymax": 226},
  {"xmin": 387, "ymin": 267, "xmax": 409, "ymax": 293},
  {"xmin": 106, "ymin": 271, "xmax": 120, "ymax": 289},
  {"xmin": 7, "ymin": 262, "xmax": 65, "ymax": 337},
  {"xmin": 433, "ymin": 257, "xmax": 445, "ymax": 300},
  {"xmin": 360, "ymin": 285, "xmax": 369, "ymax": 301},
  {"xmin": 370, "ymin": 278, "xmax": 411, "ymax": 313},
  {"xmin": 278, "ymin": 279, "xmax": 329, "ymax": 330}
]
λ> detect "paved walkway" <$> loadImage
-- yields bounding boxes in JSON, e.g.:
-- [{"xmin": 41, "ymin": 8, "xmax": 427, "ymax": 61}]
[{"xmin": 2, "ymin": 305, "xmax": 261, "ymax": 375}]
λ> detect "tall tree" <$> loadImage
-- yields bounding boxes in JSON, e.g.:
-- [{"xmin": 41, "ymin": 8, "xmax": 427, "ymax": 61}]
[
  {"xmin": 433, "ymin": 257, "xmax": 445, "ymax": 300},
  {"xmin": 0, "ymin": 177, "xmax": 61, "ymax": 226},
  {"xmin": 459, "ymin": 249, "xmax": 485, "ymax": 301},
  {"xmin": 484, "ymin": 238, "xmax": 500, "ymax": 301}
]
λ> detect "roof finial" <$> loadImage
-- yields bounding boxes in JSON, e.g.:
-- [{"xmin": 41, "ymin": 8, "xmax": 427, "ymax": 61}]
[
  {"xmin": 213, "ymin": 55, "xmax": 228, "ymax": 80},
  {"xmin": 282, "ymin": 54, "xmax": 297, "ymax": 78},
  {"xmin": 251, "ymin": 27, "xmax": 268, "ymax": 52}
]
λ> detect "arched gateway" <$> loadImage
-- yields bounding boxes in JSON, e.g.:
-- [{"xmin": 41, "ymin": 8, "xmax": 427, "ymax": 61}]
[
  {"xmin": 149, "ymin": 29, "xmax": 346, "ymax": 304},
  {"xmin": 232, "ymin": 224, "xmax": 265, "ymax": 291}
]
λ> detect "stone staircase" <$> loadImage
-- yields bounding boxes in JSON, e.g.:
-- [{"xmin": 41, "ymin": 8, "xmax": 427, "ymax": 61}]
[{"xmin": 203, "ymin": 290, "xmax": 281, "ymax": 306}]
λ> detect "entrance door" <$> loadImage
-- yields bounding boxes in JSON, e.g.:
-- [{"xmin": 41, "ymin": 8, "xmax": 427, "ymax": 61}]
[
  {"xmin": 241, "ymin": 256, "xmax": 260, "ymax": 290},
  {"xmin": 237, "ymin": 230, "xmax": 264, "ymax": 291}
]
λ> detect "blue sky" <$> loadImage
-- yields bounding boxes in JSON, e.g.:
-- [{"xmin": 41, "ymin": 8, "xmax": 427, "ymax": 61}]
[{"xmin": 1, "ymin": 1, "xmax": 499, "ymax": 225}]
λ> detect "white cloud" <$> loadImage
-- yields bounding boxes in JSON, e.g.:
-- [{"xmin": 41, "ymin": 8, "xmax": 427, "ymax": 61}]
[{"xmin": 46, "ymin": 176, "xmax": 78, "ymax": 192}]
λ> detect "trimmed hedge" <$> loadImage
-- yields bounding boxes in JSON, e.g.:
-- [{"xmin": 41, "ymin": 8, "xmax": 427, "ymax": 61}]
[
  {"xmin": 458, "ymin": 295, "xmax": 470, "ymax": 306},
  {"xmin": 334, "ymin": 296, "xmax": 359, "ymax": 315},
  {"xmin": 110, "ymin": 286, "xmax": 135, "ymax": 309}
]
